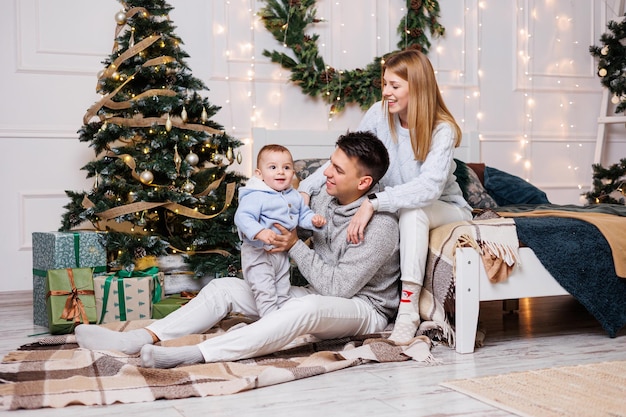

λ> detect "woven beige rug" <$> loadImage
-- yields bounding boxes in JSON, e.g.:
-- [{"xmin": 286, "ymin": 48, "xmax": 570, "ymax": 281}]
[{"xmin": 441, "ymin": 360, "xmax": 626, "ymax": 417}]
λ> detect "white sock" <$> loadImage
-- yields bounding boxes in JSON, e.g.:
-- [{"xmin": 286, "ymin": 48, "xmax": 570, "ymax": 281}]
[
  {"xmin": 75, "ymin": 325, "xmax": 153, "ymax": 355},
  {"xmin": 388, "ymin": 282, "xmax": 422, "ymax": 345},
  {"xmin": 140, "ymin": 344, "xmax": 204, "ymax": 369}
]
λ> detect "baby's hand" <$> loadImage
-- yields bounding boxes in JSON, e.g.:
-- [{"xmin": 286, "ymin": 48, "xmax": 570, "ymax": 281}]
[
  {"xmin": 255, "ymin": 229, "xmax": 277, "ymax": 245},
  {"xmin": 312, "ymin": 214, "xmax": 327, "ymax": 228}
]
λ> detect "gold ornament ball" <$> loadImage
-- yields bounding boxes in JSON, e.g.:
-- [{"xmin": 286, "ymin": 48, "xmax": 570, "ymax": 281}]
[
  {"xmin": 599, "ymin": 68, "xmax": 608, "ymax": 77},
  {"xmin": 115, "ymin": 11, "xmax": 127, "ymax": 25},
  {"xmin": 139, "ymin": 170, "xmax": 154, "ymax": 184},
  {"xmin": 601, "ymin": 45, "xmax": 609, "ymax": 55},
  {"xmin": 612, "ymin": 95, "xmax": 620, "ymax": 104},
  {"xmin": 185, "ymin": 152, "xmax": 199, "ymax": 166}
]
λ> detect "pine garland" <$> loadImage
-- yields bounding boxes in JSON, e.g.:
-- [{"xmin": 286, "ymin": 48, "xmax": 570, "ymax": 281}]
[
  {"xmin": 258, "ymin": 0, "xmax": 445, "ymax": 114},
  {"xmin": 590, "ymin": 14, "xmax": 626, "ymax": 113}
]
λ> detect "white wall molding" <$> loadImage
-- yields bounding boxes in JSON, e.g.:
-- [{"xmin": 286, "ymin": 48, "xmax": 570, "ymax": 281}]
[
  {"xmin": 16, "ymin": 0, "xmax": 119, "ymax": 75},
  {"xmin": 0, "ymin": 126, "xmax": 78, "ymax": 139},
  {"xmin": 18, "ymin": 191, "xmax": 70, "ymax": 251}
]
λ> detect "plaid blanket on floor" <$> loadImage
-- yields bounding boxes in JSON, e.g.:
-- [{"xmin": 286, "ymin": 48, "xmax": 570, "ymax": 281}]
[
  {"xmin": 0, "ymin": 319, "xmax": 435, "ymax": 410},
  {"xmin": 419, "ymin": 216, "xmax": 519, "ymax": 347}
]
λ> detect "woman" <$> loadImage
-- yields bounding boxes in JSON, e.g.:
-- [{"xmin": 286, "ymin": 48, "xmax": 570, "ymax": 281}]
[{"xmin": 298, "ymin": 48, "xmax": 472, "ymax": 344}]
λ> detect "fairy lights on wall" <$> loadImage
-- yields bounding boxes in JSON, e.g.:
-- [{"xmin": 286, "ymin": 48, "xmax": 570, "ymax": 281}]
[{"xmin": 208, "ymin": 1, "xmax": 609, "ymax": 200}]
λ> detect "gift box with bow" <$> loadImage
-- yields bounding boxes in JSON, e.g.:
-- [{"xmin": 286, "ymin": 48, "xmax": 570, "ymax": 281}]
[
  {"xmin": 45, "ymin": 267, "xmax": 97, "ymax": 335},
  {"xmin": 94, "ymin": 267, "xmax": 164, "ymax": 324},
  {"xmin": 32, "ymin": 231, "xmax": 106, "ymax": 327}
]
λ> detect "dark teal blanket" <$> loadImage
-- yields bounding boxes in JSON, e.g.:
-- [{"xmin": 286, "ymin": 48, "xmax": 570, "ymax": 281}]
[{"xmin": 513, "ymin": 216, "xmax": 626, "ymax": 337}]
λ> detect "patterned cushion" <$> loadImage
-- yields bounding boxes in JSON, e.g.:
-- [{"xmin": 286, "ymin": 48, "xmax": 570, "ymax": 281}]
[
  {"xmin": 294, "ymin": 159, "xmax": 328, "ymax": 181},
  {"xmin": 454, "ymin": 159, "xmax": 499, "ymax": 209},
  {"xmin": 465, "ymin": 166, "xmax": 499, "ymax": 209}
]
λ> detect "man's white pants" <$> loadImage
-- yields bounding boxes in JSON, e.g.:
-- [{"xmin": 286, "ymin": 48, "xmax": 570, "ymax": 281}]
[
  {"xmin": 399, "ymin": 200, "xmax": 472, "ymax": 285},
  {"xmin": 146, "ymin": 278, "xmax": 388, "ymax": 363}
]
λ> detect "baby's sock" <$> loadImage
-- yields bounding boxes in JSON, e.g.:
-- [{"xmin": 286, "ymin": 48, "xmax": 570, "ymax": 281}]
[
  {"xmin": 388, "ymin": 282, "xmax": 422, "ymax": 345},
  {"xmin": 75, "ymin": 325, "xmax": 153, "ymax": 355},
  {"xmin": 140, "ymin": 344, "xmax": 204, "ymax": 369}
]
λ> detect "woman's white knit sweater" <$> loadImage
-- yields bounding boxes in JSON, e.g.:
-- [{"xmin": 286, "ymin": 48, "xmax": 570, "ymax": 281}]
[{"xmin": 299, "ymin": 101, "xmax": 471, "ymax": 214}]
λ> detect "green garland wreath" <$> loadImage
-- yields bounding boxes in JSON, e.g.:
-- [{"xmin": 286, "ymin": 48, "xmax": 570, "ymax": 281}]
[
  {"xmin": 590, "ymin": 14, "xmax": 626, "ymax": 113},
  {"xmin": 258, "ymin": 0, "xmax": 445, "ymax": 114}
]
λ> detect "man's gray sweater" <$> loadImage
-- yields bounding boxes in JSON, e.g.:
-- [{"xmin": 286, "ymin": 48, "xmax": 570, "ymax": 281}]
[{"xmin": 289, "ymin": 189, "xmax": 401, "ymax": 320}]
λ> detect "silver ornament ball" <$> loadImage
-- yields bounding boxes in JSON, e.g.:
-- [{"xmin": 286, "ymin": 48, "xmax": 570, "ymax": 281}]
[
  {"xmin": 182, "ymin": 181, "xmax": 195, "ymax": 193},
  {"xmin": 139, "ymin": 170, "xmax": 154, "ymax": 185},
  {"xmin": 185, "ymin": 152, "xmax": 199, "ymax": 166},
  {"xmin": 115, "ymin": 11, "xmax": 127, "ymax": 25}
]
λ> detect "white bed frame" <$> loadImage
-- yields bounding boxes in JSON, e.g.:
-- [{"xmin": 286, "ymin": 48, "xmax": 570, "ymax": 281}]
[{"xmin": 252, "ymin": 127, "xmax": 567, "ymax": 354}]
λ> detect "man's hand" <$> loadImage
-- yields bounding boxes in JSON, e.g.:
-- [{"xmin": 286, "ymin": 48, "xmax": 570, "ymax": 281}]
[
  {"xmin": 268, "ymin": 223, "xmax": 299, "ymax": 252},
  {"xmin": 346, "ymin": 199, "xmax": 374, "ymax": 244}
]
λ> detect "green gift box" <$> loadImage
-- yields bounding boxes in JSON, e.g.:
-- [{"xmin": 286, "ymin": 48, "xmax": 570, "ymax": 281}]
[
  {"xmin": 151, "ymin": 292, "xmax": 197, "ymax": 319},
  {"xmin": 95, "ymin": 268, "xmax": 164, "ymax": 324},
  {"xmin": 46, "ymin": 268, "xmax": 97, "ymax": 335},
  {"xmin": 32, "ymin": 231, "xmax": 107, "ymax": 327}
]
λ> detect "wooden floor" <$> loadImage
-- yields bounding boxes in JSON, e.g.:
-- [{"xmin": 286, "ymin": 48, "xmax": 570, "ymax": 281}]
[{"xmin": 2, "ymin": 291, "xmax": 625, "ymax": 416}]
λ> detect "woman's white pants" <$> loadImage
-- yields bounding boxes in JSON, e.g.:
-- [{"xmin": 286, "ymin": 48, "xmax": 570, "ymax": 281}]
[
  {"xmin": 399, "ymin": 200, "xmax": 472, "ymax": 285},
  {"xmin": 146, "ymin": 278, "xmax": 388, "ymax": 363}
]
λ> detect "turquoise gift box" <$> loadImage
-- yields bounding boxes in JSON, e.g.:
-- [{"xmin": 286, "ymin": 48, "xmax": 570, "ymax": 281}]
[{"xmin": 32, "ymin": 231, "xmax": 107, "ymax": 327}]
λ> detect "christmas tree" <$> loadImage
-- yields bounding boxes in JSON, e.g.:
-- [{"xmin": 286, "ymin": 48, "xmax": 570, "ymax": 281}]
[
  {"xmin": 583, "ymin": 159, "xmax": 626, "ymax": 205},
  {"xmin": 61, "ymin": 0, "xmax": 245, "ymax": 277}
]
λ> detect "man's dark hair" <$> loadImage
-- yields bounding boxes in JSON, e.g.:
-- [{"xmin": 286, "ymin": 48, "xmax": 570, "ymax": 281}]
[{"xmin": 335, "ymin": 130, "xmax": 389, "ymax": 186}]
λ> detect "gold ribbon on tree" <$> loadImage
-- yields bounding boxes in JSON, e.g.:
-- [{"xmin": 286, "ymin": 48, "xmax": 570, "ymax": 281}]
[
  {"xmin": 85, "ymin": 34, "xmax": 223, "ymax": 135},
  {"xmin": 82, "ymin": 181, "xmax": 235, "ymax": 221},
  {"xmin": 108, "ymin": 151, "xmax": 228, "ymax": 195}
]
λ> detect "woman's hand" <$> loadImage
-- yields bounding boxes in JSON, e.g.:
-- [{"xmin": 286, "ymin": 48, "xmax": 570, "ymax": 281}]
[{"xmin": 346, "ymin": 199, "xmax": 375, "ymax": 244}]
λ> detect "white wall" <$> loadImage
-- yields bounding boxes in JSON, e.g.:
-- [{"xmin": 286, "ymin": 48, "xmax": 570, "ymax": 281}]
[{"xmin": 2, "ymin": 0, "xmax": 625, "ymax": 293}]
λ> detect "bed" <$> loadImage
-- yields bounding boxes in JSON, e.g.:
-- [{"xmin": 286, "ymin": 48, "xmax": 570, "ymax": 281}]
[{"xmin": 251, "ymin": 127, "xmax": 626, "ymax": 354}]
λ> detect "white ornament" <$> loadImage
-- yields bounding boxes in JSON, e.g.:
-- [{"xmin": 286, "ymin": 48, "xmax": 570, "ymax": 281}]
[
  {"xmin": 612, "ymin": 95, "xmax": 620, "ymax": 104},
  {"xmin": 185, "ymin": 152, "xmax": 199, "ymax": 166},
  {"xmin": 601, "ymin": 45, "xmax": 609, "ymax": 55},
  {"xmin": 139, "ymin": 170, "xmax": 154, "ymax": 185},
  {"xmin": 182, "ymin": 181, "xmax": 195, "ymax": 193},
  {"xmin": 115, "ymin": 11, "xmax": 127, "ymax": 25},
  {"xmin": 599, "ymin": 68, "xmax": 608, "ymax": 77}
]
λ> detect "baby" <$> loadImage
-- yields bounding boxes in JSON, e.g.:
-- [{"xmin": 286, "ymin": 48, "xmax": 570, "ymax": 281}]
[{"xmin": 235, "ymin": 144, "xmax": 326, "ymax": 317}]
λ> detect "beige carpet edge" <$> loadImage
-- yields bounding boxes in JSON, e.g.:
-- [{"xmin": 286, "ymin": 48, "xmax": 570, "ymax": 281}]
[
  {"xmin": 441, "ymin": 360, "xmax": 626, "ymax": 417},
  {"xmin": 440, "ymin": 379, "xmax": 537, "ymax": 417}
]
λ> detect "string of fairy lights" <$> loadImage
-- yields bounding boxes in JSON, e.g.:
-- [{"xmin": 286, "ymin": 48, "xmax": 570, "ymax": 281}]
[{"xmin": 209, "ymin": 0, "xmax": 607, "ymax": 199}]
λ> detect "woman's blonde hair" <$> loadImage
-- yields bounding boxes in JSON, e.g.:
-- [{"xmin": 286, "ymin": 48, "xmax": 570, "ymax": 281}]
[{"xmin": 382, "ymin": 49, "xmax": 462, "ymax": 161}]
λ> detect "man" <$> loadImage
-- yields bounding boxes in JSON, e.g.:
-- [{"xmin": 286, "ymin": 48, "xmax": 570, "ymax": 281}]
[{"xmin": 75, "ymin": 131, "xmax": 401, "ymax": 368}]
